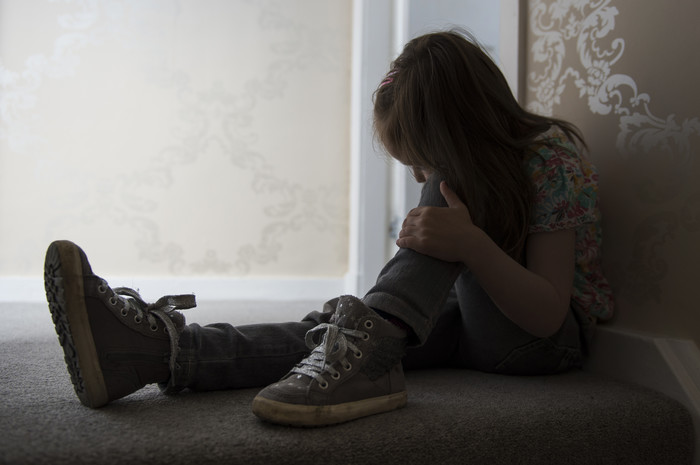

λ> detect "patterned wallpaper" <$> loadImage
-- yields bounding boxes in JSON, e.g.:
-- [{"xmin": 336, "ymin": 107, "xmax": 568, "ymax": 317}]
[
  {"xmin": 0, "ymin": 0, "xmax": 352, "ymax": 278},
  {"xmin": 525, "ymin": 0, "xmax": 700, "ymax": 344}
]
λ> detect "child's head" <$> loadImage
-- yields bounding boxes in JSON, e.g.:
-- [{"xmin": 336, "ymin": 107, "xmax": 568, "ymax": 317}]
[
  {"xmin": 374, "ymin": 30, "xmax": 520, "ymax": 173},
  {"xmin": 373, "ymin": 29, "xmax": 582, "ymax": 259}
]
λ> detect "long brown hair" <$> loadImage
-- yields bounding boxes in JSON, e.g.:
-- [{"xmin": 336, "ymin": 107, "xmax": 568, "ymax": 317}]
[{"xmin": 373, "ymin": 29, "xmax": 585, "ymax": 261}]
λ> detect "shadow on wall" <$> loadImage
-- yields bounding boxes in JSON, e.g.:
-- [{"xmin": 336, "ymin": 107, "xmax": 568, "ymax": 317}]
[{"xmin": 524, "ymin": 0, "xmax": 700, "ymax": 347}]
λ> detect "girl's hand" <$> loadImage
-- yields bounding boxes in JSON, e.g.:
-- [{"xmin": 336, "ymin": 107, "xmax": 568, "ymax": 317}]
[
  {"xmin": 398, "ymin": 181, "xmax": 575, "ymax": 338},
  {"xmin": 396, "ymin": 181, "xmax": 477, "ymax": 263}
]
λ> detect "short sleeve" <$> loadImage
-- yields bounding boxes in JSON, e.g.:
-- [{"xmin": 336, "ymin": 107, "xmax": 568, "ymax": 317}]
[{"xmin": 526, "ymin": 138, "xmax": 599, "ymax": 234}]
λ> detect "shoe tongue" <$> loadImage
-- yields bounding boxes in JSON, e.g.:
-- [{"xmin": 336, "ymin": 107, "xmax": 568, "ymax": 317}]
[
  {"xmin": 330, "ymin": 296, "xmax": 369, "ymax": 328},
  {"xmin": 168, "ymin": 311, "xmax": 186, "ymax": 329},
  {"xmin": 149, "ymin": 294, "xmax": 194, "ymax": 330}
]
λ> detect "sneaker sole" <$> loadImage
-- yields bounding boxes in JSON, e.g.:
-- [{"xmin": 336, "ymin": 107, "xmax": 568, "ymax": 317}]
[
  {"xmin": 251, "ymin": 391, "xmax": 407, "ymax": 427},
  {"xmin": 44, "ymin": 241, "xmax": 109, "ymax": 408}
]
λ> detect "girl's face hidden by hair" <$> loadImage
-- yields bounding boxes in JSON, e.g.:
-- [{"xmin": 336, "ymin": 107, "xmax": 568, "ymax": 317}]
[
  {"xmin": 388, "ymin": 150, "xmax": 432, "ymax": 183},
  {"xmin": 411, "ymin": 166, "xmax": 431, "ymax": 183}
]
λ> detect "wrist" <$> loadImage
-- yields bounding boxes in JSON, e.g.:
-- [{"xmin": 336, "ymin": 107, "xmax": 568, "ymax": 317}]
[{"xmin": 460, "ymin": 226, "xmax": 491, "ymax": 266}]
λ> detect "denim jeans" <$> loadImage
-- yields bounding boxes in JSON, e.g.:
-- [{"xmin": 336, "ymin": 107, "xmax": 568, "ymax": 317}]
[{"xmin": 170, "ymin": 176, "xmax": 584, "ymax": 391}]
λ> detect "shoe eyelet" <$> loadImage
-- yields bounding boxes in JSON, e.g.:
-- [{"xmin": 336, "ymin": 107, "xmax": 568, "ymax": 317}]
[
  {"xmin": 362, "ymin": 333, "xmax": 370, "ymax": 341},
  {"xmin": 319, "ymin": 381, "xmax": 329, "ymax": 389},
  {"xmin": 150, "ymin": 325, "xmax": 159, "ymax": 332},
  {"xmin": 109, "ymin": 297, "xmax": 119, "ymax": 306},
  {"xmin": 120, "ymin": 308, "xmax": 129, "ymax": 317},
  {"xmin": 354, "ymin": 350, "xmax": 363, "ymax": 359},
  {"xmin": 134, "ymin": 315, "xmax": 142, "ymax": 324},
  {"xmin": 343, "ymin": 362, "xmax": 352, "ymax": 371},
  {"xmin": 364, "ymin": 320, "xmax": 374, "ymax": 329},
  {"xmin": 98, "ymin": 285, "xmax": 107, "ymax": 294},
  {"xmin": 331, "ymin": 372, "xmax": 341, "ymax": 380}
]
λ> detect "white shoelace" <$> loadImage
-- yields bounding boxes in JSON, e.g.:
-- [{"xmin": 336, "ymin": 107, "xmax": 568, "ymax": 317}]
[
  {"xmin": 291, "ymin": 323, "xmax": 367, "ymax": 388},
  {"xmin": 107, "ymin": 284, "xmax": 196, "ymax": 373}
]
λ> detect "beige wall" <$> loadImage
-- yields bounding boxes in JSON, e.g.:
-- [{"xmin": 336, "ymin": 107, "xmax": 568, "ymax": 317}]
[
  {"xmin": 0, "ymin": 0, "xmax": 351, "ymax": 279},
  {"xmin": 525, "ymin": 0, "xmax": 700, "ymax": 346}
]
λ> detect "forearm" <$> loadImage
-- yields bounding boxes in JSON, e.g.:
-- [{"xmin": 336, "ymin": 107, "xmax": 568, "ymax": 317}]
[{"xmin": 460, "ymin": 229, "xmax": 571, "ymax": 338}]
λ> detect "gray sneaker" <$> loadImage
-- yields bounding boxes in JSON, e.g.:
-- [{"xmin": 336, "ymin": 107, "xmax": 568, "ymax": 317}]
[
  {"xmin": 44, "ymin": 240, "xmax": 195, "ymax": 408},
  {"xmin": 252, "ymin": 295, "xmax": 408, "ymax": 426}
]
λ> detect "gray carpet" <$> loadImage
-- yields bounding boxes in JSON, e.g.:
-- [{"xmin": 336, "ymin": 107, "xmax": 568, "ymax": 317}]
[{"xmin": 0, "ymin": 301, "xmax": 694, "ymax": 464}]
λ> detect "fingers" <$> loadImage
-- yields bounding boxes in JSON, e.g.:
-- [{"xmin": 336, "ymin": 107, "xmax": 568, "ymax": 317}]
[
  {"xmin": 396, "ymin": 223, "xmax": 412, "ymax": 246},
  {"xmin": 398, "ymin": 214, "xmax": 422, "ymax": 247},
  {"xmin": 439, "ymin": 181, "xmax": 464, "ymax": 208},
  {"xmin": 405, "ymin": 206, "xmax": 424, "ymax": 217},
  {"xmin": 396, "ymin": 233, "xmax": 420, "ymax": 250},
  {"xmin": 395, "ymin": 236, "xmax": 410, "ymax": 248},
  {"xmin": 401, "ymin": 208, "xmax": 427, "ymax": 231},
  {"xmin": 398, "ymin": 219, "xmax": 418, "ymax": 237}
]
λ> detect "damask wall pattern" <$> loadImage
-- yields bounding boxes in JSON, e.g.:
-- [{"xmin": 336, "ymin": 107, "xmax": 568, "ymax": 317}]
[
  {"xmin": 0, "ymin": 0, "xmax": 351, "ymax": 278},
  {"xmin": 525, "ymin": 0, "xmax": 700, "ymax": 344}
]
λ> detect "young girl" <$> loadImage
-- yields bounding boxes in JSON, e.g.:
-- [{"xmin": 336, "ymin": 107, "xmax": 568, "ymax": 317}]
[{"xmin": 44, "ymin": 30, "xmax": 613, "ymax": 427}]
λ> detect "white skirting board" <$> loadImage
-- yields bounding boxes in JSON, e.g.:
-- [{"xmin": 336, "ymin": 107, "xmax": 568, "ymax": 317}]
[
  {"xmin": 585, "ymin": 326, "xmax": 700, "ymax": 464},
  {"xmin": 0, "ymin": 276, "xmax": 348, "ymax": 303}
]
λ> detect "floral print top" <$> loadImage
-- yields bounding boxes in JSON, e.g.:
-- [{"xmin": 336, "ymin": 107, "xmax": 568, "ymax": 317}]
[{"xmin": 523, "ymin": 129, "xmax": 614, "ymax": 324}]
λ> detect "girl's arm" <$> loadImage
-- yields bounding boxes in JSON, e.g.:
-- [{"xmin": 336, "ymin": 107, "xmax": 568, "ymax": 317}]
[{"xmin": 396, "ymin": 181, "xmax": 574, "ymax": 338}]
